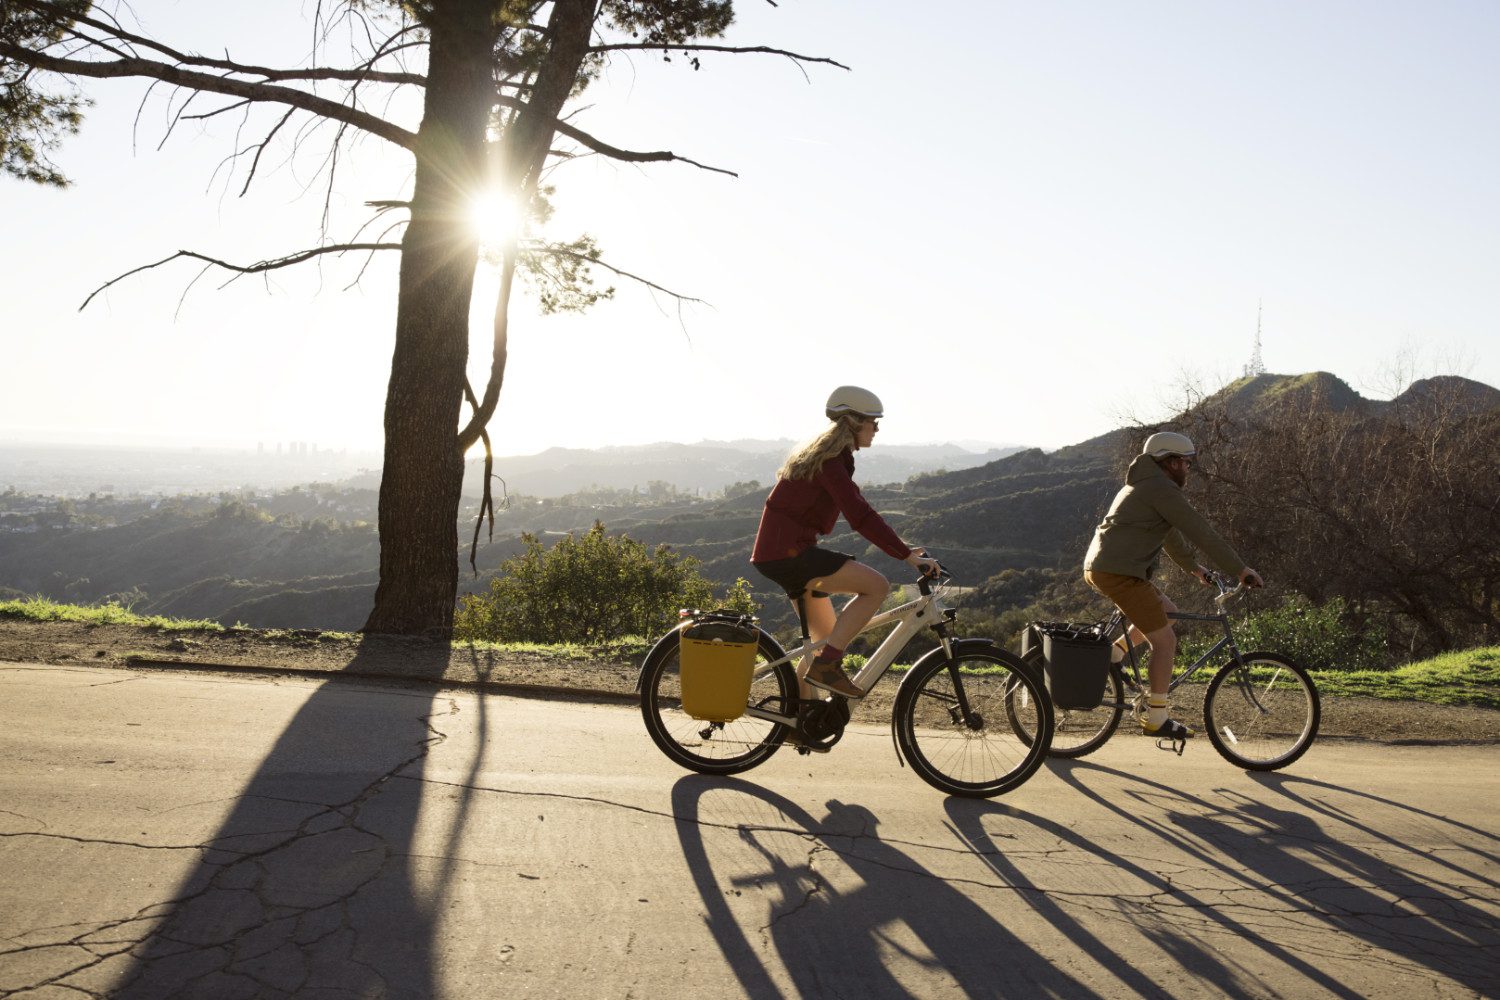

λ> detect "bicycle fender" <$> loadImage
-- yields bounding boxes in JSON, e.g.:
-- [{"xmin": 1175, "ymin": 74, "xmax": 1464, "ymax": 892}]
[
  {"xmin": 633, "ymin": 623, "xmax": 789, "ymax": 693},
  {"xmin": 633, "ymin": 623, "xmax": 689, "ymax": 693},
  {"xmin": 889, "ymin": 638, "xmax": 1000, "ymax": 767}
]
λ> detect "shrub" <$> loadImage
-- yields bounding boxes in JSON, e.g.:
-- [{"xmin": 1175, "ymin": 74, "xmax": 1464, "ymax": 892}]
[
  {"xmin": 1178, "ymin": 596, "xmax": 1389, "ymax": 672},
  {"xmin": 454, "ymin": 521, "xmax": 757, "ymax": 644}
]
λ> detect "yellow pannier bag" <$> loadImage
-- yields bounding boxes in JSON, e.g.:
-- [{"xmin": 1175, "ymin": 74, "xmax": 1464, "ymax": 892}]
[{"xmin": 679, "ymin": 616, "xmax": 758, "ymax": 723}]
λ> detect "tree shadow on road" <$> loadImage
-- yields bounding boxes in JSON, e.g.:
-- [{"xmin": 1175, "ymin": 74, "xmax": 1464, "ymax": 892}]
[
  {"xmin": 671, "ymin": 774, "xmax": 1097, "ymax": 1000},
  {"xmin": 111, "ymin": 637, "xmax": 459, "ymax": 999}
]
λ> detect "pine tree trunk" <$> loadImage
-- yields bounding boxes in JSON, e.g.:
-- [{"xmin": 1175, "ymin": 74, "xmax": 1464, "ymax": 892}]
[{"xmin": 363, "ymin": 0, "xmax": 494, "ymax": 636}]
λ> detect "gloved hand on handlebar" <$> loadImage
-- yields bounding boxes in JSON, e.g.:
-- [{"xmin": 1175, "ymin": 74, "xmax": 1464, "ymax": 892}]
[{"xmin": 1239, "ymin": 567, "xmax": 1264, "ymax": 588}]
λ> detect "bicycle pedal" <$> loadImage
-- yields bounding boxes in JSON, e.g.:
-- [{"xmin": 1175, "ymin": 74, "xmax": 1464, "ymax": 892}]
[
  {"xmin": 793, "ymin": 742, "xmax": 832, "ymax": 755},
  {"xmin": 1156, "ymin": 736, "xmax": 1187, "ymax": 756}
]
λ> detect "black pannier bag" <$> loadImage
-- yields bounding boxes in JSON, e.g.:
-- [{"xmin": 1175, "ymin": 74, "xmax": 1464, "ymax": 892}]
[{"xmin": 1022, "ymin": 621, "xmax": 1112, "ymax": 711}]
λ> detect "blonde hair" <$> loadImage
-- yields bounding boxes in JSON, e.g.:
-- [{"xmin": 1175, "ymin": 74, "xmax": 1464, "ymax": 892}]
[{"xmin": 777, "ymin": 415, "xmax": 865, "ymax": 481}]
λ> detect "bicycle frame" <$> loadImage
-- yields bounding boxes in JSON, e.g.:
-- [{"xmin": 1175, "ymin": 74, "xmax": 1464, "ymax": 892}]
[
  {"xmin": 1108, "ymin": 586, "xmax": 1255, "ymax": 700},
  {"xmin": 738, "ymin": 583, "xmax": 956, "ymax": 729}
]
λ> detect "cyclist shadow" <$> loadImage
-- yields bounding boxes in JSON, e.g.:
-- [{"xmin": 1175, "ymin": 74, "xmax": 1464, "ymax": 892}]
[
  {"xmin": 1233, "ymin": 770, "xmax": 1500, "ymax": 994},
  {"xmin": 111, "ymin": 636, "xmax": 464, "ymax": 999},
  {"xmin": 943, "ymin": 774, "xmax": 1361, "ymax": 999},
  {"xmin": 1007, "ymin": 757, "xmax": 1500, "ymax": 996},
  {"xmin": 671, "ymin": 775, "xmax": 1096, "ymax": 999}
]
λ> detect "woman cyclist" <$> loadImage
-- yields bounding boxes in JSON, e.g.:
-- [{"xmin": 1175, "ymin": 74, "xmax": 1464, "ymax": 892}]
[{"xmin": 750, "ymin": 386, "xmax": 940, "ymax": 700}]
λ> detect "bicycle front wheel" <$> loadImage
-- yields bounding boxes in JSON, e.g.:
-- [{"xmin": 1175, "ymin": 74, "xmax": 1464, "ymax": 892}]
[
  {"xmin": 639, "ymin": 629, "xmax": 798, "ymax": 775},
  {"xmin": 1203, "ymin": 651, "xmax": 1320, "ymax": 771},
  {"xmin": 894, "ymin": 648, "xmax": 1053, "ymax": 798},
  {"xmin": 1007, "ymin": 650, "xmax": 1126, "ymax": 759}
]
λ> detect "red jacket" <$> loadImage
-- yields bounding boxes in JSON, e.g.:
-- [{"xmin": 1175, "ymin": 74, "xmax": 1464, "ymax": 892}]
[{"xmin": 751, "ymin": 449, "xmax": 911, "ymax": 562}]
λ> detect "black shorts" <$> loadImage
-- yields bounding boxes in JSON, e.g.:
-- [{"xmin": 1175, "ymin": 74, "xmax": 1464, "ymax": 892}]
[{"xmin": 752, "ymin": 547, "xmax": 855, "ymax": 599}]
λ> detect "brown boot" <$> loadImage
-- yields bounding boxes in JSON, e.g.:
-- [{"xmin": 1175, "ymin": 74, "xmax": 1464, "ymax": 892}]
[{"xmin": 805, "ymin": 658, "xmax": 864, "ymax": 700}]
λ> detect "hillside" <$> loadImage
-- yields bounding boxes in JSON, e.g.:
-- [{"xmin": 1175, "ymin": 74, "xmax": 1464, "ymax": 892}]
[
  {"xmin": 456, "ymin": 439, "xmax": 1025, "ymax": 498},
  {"xmin": 2, "ymin": 611, "xmax": 1497, "ymax": 739},
  {"xmin": 3, "ymin": 372, "xmax": 1495, "ymax": 631}
]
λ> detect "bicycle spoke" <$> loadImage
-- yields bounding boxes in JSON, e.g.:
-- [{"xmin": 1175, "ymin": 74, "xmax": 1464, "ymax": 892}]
[
  {"xmin": 898, "ymin": 652, "xmax": 1052, "ymax": 796},
  {"xmin": 1204, "ymin": 654, "xmax": 1320, "ymax": 771}
]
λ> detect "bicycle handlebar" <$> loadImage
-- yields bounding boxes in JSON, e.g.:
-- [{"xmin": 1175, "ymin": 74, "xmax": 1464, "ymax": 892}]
[
  {"xmin": 1204, "ymin": 568, "xmax": 1247, "ymax": 606},
  {"xmin": 916, "ymin": 560, "xmax": 951, "ymax": 596}
]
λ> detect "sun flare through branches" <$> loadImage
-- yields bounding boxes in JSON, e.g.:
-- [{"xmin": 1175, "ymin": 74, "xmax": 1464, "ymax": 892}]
[{"xmin": 467, "ymin": 189, "xmax": 524, "ymax": 251}]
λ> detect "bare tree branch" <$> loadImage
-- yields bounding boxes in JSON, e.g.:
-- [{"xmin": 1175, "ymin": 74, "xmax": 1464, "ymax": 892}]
[
  {"xmin": 14, "ymin": 1, "xmax": 429, "ymax": 86},
  {"xmin": 588, "ymin": 41, "xmax": 850, "ymax": 72},
  {"xmin": 0, "ymin": 43, "xmax": 418, "ymax": 150},
  {"xmin": 463, "ymin": 379, "xmax": 510, "ymax": 575},
  {"xmin": 180, "ymin": 98, "xmax": 253, "ymax": 123},
  {"xmin": 525, "ymin": 244, "xmax": 703, "ymax": 304},
  {"xmin": 239, "ymin": 107, "xmax": 298, "ymax": 196},
  {"xmin": 79, "ymin": 244, "xmax": 402, "ymax": 311},
  {"xmin": 492, "ymin": 95, "xmax": 736, "ymax": 176},
  {"xmin": 551, "ymin": 118, "xmax": 737, "ymax": 176}
]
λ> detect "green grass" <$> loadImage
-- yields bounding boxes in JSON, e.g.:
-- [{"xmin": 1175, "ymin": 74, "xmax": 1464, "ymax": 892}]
[
  {"xmin": 1309, "ymin": 647, "xmax": 1500, "ymax": 709},
  {"xmin": 0, "ymin": 596, "xmax": 224, "ymax": 632},
  {"xmin": 5, "ymin": 597, "xmax": 1497, "ymax": 708},
  {"xmin": 455, "ymin": 636, "xmax": 653, "ymax": 662}
]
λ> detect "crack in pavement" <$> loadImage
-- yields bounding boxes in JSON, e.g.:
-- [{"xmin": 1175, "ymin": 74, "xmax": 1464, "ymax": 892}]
[{"xmin": 1, "ymin": 701, "xmax": 459, "ymax": 999}]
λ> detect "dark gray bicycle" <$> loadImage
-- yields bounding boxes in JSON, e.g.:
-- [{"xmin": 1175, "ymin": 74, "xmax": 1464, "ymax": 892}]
[{"xmin": 1005, "ymin": 571, "xmax": 1320, "ymax": 771}]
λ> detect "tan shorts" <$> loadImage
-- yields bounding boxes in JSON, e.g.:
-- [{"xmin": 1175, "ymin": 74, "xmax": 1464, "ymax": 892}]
[{"xmin": 1084, "ymin": 570, "xmax": 1169, "ymax": 633}]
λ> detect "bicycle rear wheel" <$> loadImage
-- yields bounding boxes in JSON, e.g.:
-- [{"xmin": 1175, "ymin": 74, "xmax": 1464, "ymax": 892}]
[
  {"xmin": 894, "ymin": 647, "xmax": 1052, "ymax": 798},
  {"xmin": 639, "ymin": 629, "xmax": 797, "ymax": 775},
  {"xmin": 1007, "ymin": 650, "xmax": 1126, "ymax": 759},
  {"xmin": 1202, "ymin": 651, "xmax": 1320, "ymax": 771}
]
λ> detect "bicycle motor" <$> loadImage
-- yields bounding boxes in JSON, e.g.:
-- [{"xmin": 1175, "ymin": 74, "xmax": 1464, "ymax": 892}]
[{"xmin": 793, "ymin": 696, "xmax": 851, "ymax": 753}]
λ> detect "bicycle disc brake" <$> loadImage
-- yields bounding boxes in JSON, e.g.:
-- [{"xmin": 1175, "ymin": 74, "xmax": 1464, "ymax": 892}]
[{"xmin": 795, "ymin": 698, "xmax": 851, "ymax": 753}]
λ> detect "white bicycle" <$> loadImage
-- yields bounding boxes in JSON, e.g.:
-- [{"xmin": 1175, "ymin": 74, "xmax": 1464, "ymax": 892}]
[{"xmin": 637, "ymin": 569, "xmax": 1055, "ymax": 798}]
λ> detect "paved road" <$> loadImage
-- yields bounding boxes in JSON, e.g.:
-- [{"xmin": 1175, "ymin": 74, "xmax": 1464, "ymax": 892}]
[{"xmin": 1, "ymin": 662, "xmax": 1496, "ymax": 999}]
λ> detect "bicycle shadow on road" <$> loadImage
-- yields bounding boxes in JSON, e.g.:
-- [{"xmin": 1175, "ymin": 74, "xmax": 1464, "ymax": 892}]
[
  {"xmin": 944, "ymin": 778, "xmax": 1362, "ymax": 999},
  {"xmin": 670, "ymin": 774, "xmax": 1097, "ymax": 1000},
  {"xmin": 1008, "ymin": 756, "xmax": 1500, "ymax": 997},
  {"xmin": 109, "ymin": 636, "xmax": 461, "ymax": 999},
  {"xmin": 1232, "ymin": 770, "xmax": 1500, "ymax": 995}
]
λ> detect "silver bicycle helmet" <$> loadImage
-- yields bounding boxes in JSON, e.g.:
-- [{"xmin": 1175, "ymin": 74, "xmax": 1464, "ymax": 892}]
[
  {"xmin": 1141, "ymin": 431, "xmax": 1197, "ymax": 459},
  {"xmin": 825, "ymin": 385, "xmax": 883, "ymax": 420}
]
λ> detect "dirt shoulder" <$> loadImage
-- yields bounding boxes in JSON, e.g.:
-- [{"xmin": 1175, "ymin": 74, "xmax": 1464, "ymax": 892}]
[{"xmin": 3, "ymin": 617, "xmax": 1498, "ymax": 745}]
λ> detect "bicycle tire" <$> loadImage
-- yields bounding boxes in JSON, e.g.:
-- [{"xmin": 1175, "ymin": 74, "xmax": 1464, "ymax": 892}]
[
  {"xmin": 894, "ymin": 647, "xmax": 1053, "ymax": 798},
  {"xmin": 1202, "ymin": 651, "xmax": 1320, "ymax": 771},
  {"xmin": 1007, "ymin": 649, "xmax": 1126, "ymax": 759},
  {"xmin": 639, "ymin": 628, "xmax": 798, "ymax": 775}
]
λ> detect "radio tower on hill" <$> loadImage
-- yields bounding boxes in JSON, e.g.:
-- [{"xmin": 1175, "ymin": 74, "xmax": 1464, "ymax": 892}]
[{"xmin": 1243, "ymin": 301, "xmax": 1267, "ymax": 378}]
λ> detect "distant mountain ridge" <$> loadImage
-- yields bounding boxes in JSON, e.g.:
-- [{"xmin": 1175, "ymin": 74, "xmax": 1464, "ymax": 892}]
[
  {"xmin": 452, "ymin": 438, "xmax": 1027, "ymax": 498},
  {"xmin": 4, "ymin": 372, "xmax": 1495, "ymax": 631}
]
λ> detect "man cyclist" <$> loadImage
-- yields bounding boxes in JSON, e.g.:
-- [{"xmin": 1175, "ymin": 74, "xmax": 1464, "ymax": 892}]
[{"xmin": 1083, "ymin": 431, "xmax": 1263, "ymax": 740}]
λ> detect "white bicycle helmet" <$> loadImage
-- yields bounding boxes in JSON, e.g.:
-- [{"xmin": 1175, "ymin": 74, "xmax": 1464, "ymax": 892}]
[
  {"xmin": 1141, "ymin": 431, "xmax": 1197, "ymax": 459},
  {"xmin": 825, "ymin": 385, "xmax": 883, "ymax": 420}
]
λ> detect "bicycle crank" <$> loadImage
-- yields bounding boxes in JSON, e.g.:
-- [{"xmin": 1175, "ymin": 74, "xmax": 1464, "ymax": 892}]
[{"xmin": 792, "ymin": 697, "xmax": 851, "ymax": 754}]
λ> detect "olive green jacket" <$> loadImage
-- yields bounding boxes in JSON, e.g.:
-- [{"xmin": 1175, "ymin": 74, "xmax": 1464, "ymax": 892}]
[{"xmin": 1083, "ymin": 454, "xmax": 1246, "ymax": 581}]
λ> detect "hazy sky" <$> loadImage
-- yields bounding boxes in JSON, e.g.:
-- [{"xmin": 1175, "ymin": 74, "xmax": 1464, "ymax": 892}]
[{"xmin": 3, "ymin": 0, "xmax": 1496, "ymax": 456}]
